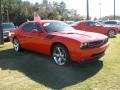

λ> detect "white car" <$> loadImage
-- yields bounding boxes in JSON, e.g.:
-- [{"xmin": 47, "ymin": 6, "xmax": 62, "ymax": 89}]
[{"xmin": 103, "ymin": 20, "xmax": 120, "ymax": 33}]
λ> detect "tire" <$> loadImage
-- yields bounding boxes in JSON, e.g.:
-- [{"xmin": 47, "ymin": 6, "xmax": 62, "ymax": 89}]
[
  {"xmin": 13, "ymin": 38, "xmax": 22, "ymax": 52},
  {"xmin": 51, "ymin": 44, "xmax": 70, "ymax": 66},
  {"xmin": 108, "ymin": 30, "xmax": 116, "ymax": 38}
]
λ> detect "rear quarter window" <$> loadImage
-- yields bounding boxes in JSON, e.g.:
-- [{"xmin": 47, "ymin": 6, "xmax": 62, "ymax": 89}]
[{"xmin": 105, "ymin": 21, "xmax": 117, "ymax": 24}]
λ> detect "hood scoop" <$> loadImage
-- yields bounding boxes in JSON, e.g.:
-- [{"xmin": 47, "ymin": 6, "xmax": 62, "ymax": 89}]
[{"xmin": 66, "ymin": 32, "xmax": 75, "ymax": 34}]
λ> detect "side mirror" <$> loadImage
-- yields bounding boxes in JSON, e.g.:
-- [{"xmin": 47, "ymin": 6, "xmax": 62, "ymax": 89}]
[{"xmin": 31, "ymin": 29, "xmax": 38, "ymax": 33}]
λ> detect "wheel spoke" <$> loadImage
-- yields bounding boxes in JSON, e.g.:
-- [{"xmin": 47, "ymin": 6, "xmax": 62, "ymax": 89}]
[
  {"xmin": 61, "ymin": 55, "xmax": 66, "ymax": 61},
  {"xmin": 58, "ymin": 57, "xmax": 62, "ymax": 62},
  {"xmin": 52, "ymin": 46, "xmax": 68, "ymax": 66},
  {"xmin": 13, "ymin": 39, "xmax": 19, "ymax": 51},
  {"xmin": 58, "ymin": 57, "xmax": 64, "ymax": 65},
  {"xmin": 109, "ymin": 30, "xmax": 115, "ymax": 37},
  {"xmin": 53, "ymin": 53, "xmax": 59, "ymax": 57},
  {"xmin": 57, "ymin": 47, "xmax": 62, "ymax": 55}
]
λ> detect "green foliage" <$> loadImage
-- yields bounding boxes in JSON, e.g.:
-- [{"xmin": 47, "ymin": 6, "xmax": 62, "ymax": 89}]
[{"xmin": 1, "ymin": 0, "xmax": 84, "ymax": 26}]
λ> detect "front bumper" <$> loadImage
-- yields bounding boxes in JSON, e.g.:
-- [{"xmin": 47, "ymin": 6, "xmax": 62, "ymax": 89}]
[
  {"xmin": 70, "ymin": 42, "xmax": 109, "ymax": 62},
  {"xmin": 3, "ymin": 36, "xmax": 9, "ymax": 39},
  {"xmin": 3, "ymin": 31, "xmax": 9, "ymax": 40}
]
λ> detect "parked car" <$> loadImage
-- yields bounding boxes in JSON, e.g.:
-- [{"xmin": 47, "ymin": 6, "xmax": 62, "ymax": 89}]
[
  {"xmin": 103, "ymin": 20, "xmax": 120, "ymax": 25},
  {"xmin": 71, "ymin": 20, "xmax": 119, "ymax": 37},
  {"xmin": 2, "ymin": 22, "xmax": 16, "ymax": 40},
  {"xmin": 9, "ymin": 20, "xmax": 109, "ymax": 66},
  {"xmin": 103, "ymin": 20, "xmax": 120, "ymax": 32}
]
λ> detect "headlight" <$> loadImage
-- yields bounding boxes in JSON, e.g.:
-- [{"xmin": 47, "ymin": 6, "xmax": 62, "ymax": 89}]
[
  {"xmin": 9, "ymin": 32, "xmax": 11, "ymax": 37},
  {"xmin": 80, "ymin": 42, "xmax": 88, "ymax": 49},
  {"xmin": 9, "ymin": 31, "xmax": 15, "ymax": 37}
]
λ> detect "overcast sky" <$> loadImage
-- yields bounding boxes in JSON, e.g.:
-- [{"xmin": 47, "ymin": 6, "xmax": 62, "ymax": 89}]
[{"xmin": 23, "ymin": 0, "xmax": 120, "ymax": 19}]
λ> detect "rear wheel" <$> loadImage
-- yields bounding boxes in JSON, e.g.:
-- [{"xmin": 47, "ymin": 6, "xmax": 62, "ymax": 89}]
[
  {"xmin": 13, "ymin": 38, "xmax": 21, "ymax": 52},
  {"xmin": 52, "ymin": 44, "xmax": 70, "ymax": 66},
  {"xmin": 108, "ymin": 30, "xmax": 116, "ymax": 38}
]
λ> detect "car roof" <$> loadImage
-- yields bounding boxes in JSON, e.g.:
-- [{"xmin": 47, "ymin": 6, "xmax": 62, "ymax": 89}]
[
  {"xmin": 79, "ymin": 20, "xmax": 96, "ymax": 23},
  {"xmin": 2, "ymin": 22, "xmax": 14, "ymax": 24},
  {"xmin": 26, "ymin": 20, "xmax": 60, "ymax": 23},
  {"xmin": 104, "ymin": 20, "xmax": 120, "ymax": 22}
]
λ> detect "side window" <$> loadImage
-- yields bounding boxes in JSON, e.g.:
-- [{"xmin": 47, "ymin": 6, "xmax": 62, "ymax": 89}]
[
  {"xmin": 34, "ymin": 23, "xmax": 42, "ymax": 32},
  {"xmin": 84, "ymin": 22, "xmax": 88, "ymax": 26},
  {"xmin": 22, "ymin": 23, "xmax": 42, "ymax": 32},
  {"xmin": 86, "ymin": 22, "xmax": 96, "ymax": 27},
  {"xmin": 22, "ymin": 23, "xmax": 34, "ymax": 32},
  {"xmin": 111, "ymin": 22, "xmax": 117, "ymax": 24},
  {"xmin": 105, "ymin": 21, "xmax": 117, "ymax": 24}
]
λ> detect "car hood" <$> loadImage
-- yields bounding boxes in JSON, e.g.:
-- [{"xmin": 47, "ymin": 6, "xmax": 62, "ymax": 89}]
[{"xmin": 50, "ymin": 30, "xmax": 108, "ymax": 42}]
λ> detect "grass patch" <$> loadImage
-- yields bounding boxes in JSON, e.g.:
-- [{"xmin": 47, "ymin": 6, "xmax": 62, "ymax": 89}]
[{"xmin": 0, "ymin": 35, "xmax": 120, "ymax": 90}]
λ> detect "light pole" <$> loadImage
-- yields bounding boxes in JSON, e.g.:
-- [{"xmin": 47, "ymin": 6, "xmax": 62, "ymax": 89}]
[
  {"xmin": 6, "ymin": 10, "xmax": 9, "ymax": 22},
  {"xmin": 0, "ymin": 0, "xmax": 4, "ymax": 45},
  {"xmin": 86, "ymin": 0, "xmax": 89, "ymax": 20},
  {"xmin": 114, "ymin": 0, "xmax": 116, "ymax": 20}
]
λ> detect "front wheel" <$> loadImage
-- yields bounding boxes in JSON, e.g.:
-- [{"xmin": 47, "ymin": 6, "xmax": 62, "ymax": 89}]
[
  {"xmin": 52, "ymin": 44, "xmax": 69, "ymax": 66},
  {"xmin": 108, "ymin": 30, "xmax": 116, "ymax": 38},
  {"xmin": 13, "ymin": 38, "xmax": 21, "ymax": 52}
]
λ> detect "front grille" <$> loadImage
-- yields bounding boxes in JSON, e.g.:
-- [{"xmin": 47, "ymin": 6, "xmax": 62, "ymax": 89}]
[
  {"xmin": 88, "ymin": 39, "xmax": 108, "ymax": 48},
  {"xmin": 81, "ymin": 38, "xmax": 108, "ymax": 49},
  {"xmin": 3, "ymin": 32, "xmax": 9, "ymax": 36}
]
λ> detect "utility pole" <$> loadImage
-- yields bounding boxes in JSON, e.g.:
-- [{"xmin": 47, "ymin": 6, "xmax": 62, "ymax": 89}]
[
  {"xmin": 86, "ymin": 0, "xmax": 89, "ymax": 20},
  {"xmin": 6, "ymin": 10, "xmax": 9, "ymax": 22},
  {"xmin": 99, "ymin": 2, "xmax": 102, "ymax": 19},
  {"xmin": 114, "ymin": 0, "xmax": 116, "ymax": 20},
  {"xmin": 0, "ymin": 0, "xmax": 4, "ymax": 45}
]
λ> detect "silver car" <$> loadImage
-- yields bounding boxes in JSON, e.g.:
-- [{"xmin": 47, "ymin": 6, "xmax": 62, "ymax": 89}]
[{"xmin": 2, "ymin": 22, "xmax": 16, "ymax": 40}]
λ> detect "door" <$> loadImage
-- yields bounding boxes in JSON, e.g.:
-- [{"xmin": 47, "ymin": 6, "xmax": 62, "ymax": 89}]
[
  {"xmin": 84, "ymin": 22, "xmax": 105, "ymax": 34},
  {"xmin": 29, "ymin": 22, "xmax": 49, "ymax": 54},
  {"xmin": 18, "ymin": 23, "xmax": 35, "ymax": 49}
]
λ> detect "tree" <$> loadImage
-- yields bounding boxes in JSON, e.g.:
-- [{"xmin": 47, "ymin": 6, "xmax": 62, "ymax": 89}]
[
  {"xmin": 1, "ymin": 0, "xmax": 84, "ymax": 25},
  {"xmin": 58, "ymin": 1, "xmax": 66, "ymax": 15}
]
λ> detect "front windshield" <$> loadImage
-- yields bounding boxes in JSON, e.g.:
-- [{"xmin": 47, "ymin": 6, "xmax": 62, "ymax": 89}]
[
  {"xmin": 96, "ymin": 22, "xmax": 103, "ymax": 26},
  {"xmin": 2, "ymin": 23, "xmax": 15, "ymax": 29},
  {"xmin": 71, "ymin": 21, "xmax": 80, "ymax": 26},
  {"xmin": 43, "ymin": 21, "xmax": 75, "ymax": 32},
  {"xmin": 117, "ymin": 21, "xmax": 120, "ymax": 25}
]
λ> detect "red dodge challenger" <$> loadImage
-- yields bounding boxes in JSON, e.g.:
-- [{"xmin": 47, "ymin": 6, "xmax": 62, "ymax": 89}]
[
  {"xmin": 72, "ymin": 20, "xmax": 118, "ymax": 38},
  {"xmin": 9, "ymin": 20, "xmax": 109, "ymax": 66}
]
